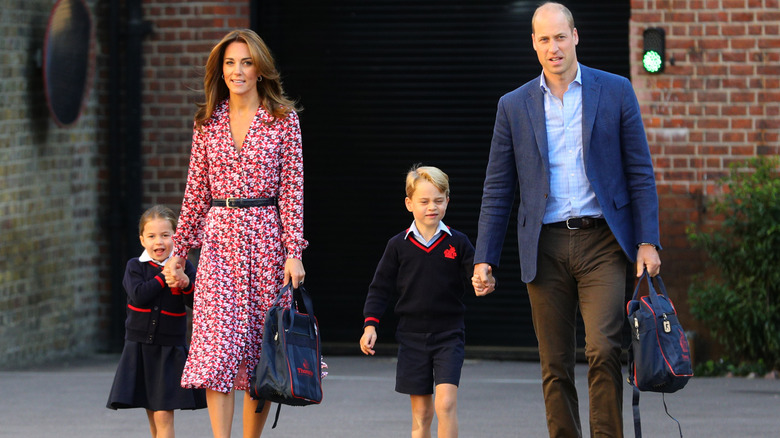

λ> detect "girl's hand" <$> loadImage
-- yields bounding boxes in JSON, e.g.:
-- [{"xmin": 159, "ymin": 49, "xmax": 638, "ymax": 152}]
[
  {"xmin": 284, "ymin": 258, "xmax": 305, "ymax": 288},
  {"xmin": 164, "ymin": 257, "xmax": 188, "ymax": 288}
]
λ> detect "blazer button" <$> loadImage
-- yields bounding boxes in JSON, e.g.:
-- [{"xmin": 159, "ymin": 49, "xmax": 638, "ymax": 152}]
[{"xmin": 544, "ymin": 193, "xmax": 548, "ymax": 199}]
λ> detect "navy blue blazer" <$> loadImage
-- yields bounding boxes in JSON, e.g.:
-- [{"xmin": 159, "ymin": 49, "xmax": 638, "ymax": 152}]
[{"xmin": 475, "ymin": 65, "xmax": 661, "ymax": 283}]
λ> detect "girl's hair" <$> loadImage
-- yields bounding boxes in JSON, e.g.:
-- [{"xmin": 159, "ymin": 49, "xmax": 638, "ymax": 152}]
[
  {"xmin": 405, "ymin": 164, "xmax": 450, "ymax": 198},
  {"xmin": 138, "ymin": 205, "xmax": 178, "ymax": 235},
  {"xmin": 194, "ymin": 29, "xmax": 300, "ymax": 130}
]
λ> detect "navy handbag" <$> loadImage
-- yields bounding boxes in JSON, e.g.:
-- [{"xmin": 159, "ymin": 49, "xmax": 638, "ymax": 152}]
[
  {"xmin": 249, "ymin": 284, "xmax": 323, "ymax": 427},
  {"xmin": 626, "ymin": 271, "xmax": 693, "ymax": 437}
]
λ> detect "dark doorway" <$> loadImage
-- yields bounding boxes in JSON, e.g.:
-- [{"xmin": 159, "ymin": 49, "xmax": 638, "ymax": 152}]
[{"xmin": 252, "ymin": 0, "xmax": 631, "ymax": 350}]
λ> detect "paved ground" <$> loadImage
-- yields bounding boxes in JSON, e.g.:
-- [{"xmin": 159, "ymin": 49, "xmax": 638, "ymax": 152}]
[{"xmin": 1, "ymin": 354, "xmax": 779, "ymax": 437}]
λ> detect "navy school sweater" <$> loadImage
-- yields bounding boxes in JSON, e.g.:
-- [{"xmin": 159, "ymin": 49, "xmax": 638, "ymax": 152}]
[
  {"xmin": 122, "ymin": 258, "xmax": 196, "ymax": 346},
  {"xmin": 363, "ymin": 227, "xmax": 475, "ymax": 333}
]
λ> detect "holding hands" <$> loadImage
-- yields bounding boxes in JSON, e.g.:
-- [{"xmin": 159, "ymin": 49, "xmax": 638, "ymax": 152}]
[
  {"xmin": 163, "ymin": 256, "xmax": 190, "ymax": 289},
  {"xmin": 472, "ymin": 263, "xmax": 496, "ymax": 296}
]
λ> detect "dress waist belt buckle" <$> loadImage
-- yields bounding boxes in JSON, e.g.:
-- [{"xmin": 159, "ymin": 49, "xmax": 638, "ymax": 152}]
[{"xmin": 225, "ymin": 197, "xmax": 239, "ymax": 209}]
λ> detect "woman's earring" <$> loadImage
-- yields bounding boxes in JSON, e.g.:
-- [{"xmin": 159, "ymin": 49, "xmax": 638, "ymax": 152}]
[
  {"xmin": 221, "ymin": 74, "xmax": 224, "ymax": 79},
  {"xmin": 257, "ymin": 76, "xmax": 263, "ymax": 82}
]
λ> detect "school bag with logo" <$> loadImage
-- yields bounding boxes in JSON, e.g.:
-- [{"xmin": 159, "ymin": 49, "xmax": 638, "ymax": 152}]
[
  {"xmin": 249, "ymin": 283, "xmax": 323, "ymax": 427},
  {"xmin": 626, "ymin": 270, "xmax": 693, "ymax": 437}
]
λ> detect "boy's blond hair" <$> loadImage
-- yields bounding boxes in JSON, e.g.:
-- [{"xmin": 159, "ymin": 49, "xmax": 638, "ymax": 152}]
[{"xmin": 405, "ymin": 165, "xmax": 450, "ymax": 198}]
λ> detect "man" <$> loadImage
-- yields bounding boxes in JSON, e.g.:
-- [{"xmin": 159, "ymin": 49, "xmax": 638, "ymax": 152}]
[{"xmin": 472, "ymin": 3, "xmax": 661, "ymax": 437}]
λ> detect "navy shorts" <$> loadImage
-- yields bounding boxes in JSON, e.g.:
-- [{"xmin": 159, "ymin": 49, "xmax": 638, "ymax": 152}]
[{"xmin": 394, "ymin": 328, "xmax": 466, "ymax": 395}]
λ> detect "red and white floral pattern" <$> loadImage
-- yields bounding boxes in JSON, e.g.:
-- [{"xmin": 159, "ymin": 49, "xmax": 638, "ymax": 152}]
[{"xmin": 173, "ymin": 100, "xmax": 307, "ymax": 393}]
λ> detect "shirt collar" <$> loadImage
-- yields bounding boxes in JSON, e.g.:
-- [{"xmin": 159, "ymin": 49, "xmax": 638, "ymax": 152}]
[
  {"xmin": 539, "ymin": 63, "xmax": 582, "ymax": 94},
  {"xmin": 405, "ymin": 220, "xmax": 451, "ymax": 241},
  {"xmin": 139, "ymin": 249, "xmax": 173, "ymax": 267}
]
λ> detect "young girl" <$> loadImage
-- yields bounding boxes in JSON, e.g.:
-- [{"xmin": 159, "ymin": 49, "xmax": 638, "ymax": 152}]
[{"xmin": 107, "ymin": 205, "xmax": 207, "ymax": 438}]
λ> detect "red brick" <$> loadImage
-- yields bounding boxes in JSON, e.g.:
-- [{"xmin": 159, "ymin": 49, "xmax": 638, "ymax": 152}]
[
  {"xmin": 722, "ymin": 106, "xmax": 747, "ymax": 116},
  {"xmin": 730, "ymin": 12, "xmax": 755, "ymax": 22},
  {"xmin": 724, "ymin": 132, "xmax": 747, "ymax": 143},
  {"xmin": 757, "ymin": 65, "xmax": 780, "ymax": 75},
  {"xmin": 699, "ymin": 145, "xmax": 729, "ymax": 155},
  {"xmin": 722, "ymin": 52, "xmax": 747, "ymax": 63},
  {"xmin": 758, "ymin": 145, "xmax": 780, "ymax": 155},
  {"xmin": 731, "ymin": 92, "xmax": 756, "ymax": 103},
  {"xmin": 697, "ymin": 91, "xmax": 728, "ymax": 102},
  {"xmin": 731, "ymin": 145, "xmax": 755, "ymax": 155},
  {"xmin": 699, "ymin": 12, "xmax": 728, "ymax": 22},
  {"xmin": 730, "ymin": 39, "xmax": 756, "ymax": 49},
  {"xmin": 721, "ymin": 25, "xmax": 747, "ymax": 36},
  {"xmin": 758, "ymin": 91, "xmax": 780, "ymax": 102},
  {"xmin": 758, "ymin": 12, "xmax": 780, "ymax": 21},
  {"xmin": 757, "ymin": 119, "xmax": 780, "ymax": 129},
  {"xmin": 695, "ymin": 65, "xmax": 728, "ymax": 76},
  {"xmin": 705, "ymin": 132, "xmax": 721, "ymax": 142}
]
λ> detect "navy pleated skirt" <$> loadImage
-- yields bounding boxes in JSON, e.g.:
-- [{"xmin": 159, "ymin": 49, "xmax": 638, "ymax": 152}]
[{"xmin": 107, "ymin": 341, "xmax": 207, "ymax": 411}]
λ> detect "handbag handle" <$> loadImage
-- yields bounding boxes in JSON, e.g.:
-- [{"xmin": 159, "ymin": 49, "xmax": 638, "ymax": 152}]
[
  {"xmin": 632, "ymin": 269, "xmax": 671, "ymax": 308},
  {"xmin": 271, "ymin": 283, "xmax": 316, "ymax": 334}
]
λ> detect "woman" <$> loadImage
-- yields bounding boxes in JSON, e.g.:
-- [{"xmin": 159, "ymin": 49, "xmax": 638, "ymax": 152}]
[{"xmin": 164, "ymin": 29, "xmax": 307, "ymax": 438}]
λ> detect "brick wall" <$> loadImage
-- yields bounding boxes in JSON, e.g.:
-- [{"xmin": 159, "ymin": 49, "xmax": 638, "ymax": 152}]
[
  {"xmin": 630, "ymin": 0, "xmax": 780, "ymax": 355},
  {"xmin": 140, "ymin": 0, "xmax": 251, "ymax": 208},
  {"xmin": 0, "ymin": 0, "xmax": 107, "ymax": 367}
]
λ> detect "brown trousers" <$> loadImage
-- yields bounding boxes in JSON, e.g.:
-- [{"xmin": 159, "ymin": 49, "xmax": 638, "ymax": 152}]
[{"xmin": 527, "ymin": 225, "xmax": 629, "ymax": 438}]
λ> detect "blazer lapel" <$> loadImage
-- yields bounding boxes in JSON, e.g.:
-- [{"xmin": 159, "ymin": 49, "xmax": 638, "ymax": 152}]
[
  {"xmin": 581, "ymin": 66, "xmax": 601, "ymax": 170},
  {"xmin": 525, "ymin": 78, "xmax": 550, "ymax": 173}
]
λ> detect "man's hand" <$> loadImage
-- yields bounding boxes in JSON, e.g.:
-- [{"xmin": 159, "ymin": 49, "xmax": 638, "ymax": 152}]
[
  {"xmin": 636, "ymin": 245, "xmax": 661, "ymax": 277},
  {"xmin": 472, "ymin": 263, "xmax": 496, "ymax": 296}
]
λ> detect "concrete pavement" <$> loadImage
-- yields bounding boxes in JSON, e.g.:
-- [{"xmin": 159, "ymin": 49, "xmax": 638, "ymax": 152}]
[{"xmin": 1, "ymin": 354, "xmax": 779, "ymax": 437}]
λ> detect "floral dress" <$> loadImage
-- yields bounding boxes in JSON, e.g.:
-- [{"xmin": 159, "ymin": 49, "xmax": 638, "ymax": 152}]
[{"xmin": 174, "ymin": 99, "xmax": 307, "ymax": 393}]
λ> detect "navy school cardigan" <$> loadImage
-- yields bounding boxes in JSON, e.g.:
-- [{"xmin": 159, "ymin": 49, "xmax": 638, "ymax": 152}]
[{"xmin": 122, "ymin": 257, "xmax": 196, "ymax": 346}]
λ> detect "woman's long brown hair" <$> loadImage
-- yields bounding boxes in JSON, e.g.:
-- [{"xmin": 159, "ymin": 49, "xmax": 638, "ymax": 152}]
[{"xmin": 194, "ymin": 29, "xmax": 300, "ymax": 130}]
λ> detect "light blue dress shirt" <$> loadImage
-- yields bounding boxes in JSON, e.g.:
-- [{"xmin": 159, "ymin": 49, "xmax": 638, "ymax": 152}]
[
  {"xmin": 405, "ymin": 220, "xmax": 451, "ymax": 247},
  {"xmin": 540, "ymin": 64, "xmax": 603, "ymax": 224}
]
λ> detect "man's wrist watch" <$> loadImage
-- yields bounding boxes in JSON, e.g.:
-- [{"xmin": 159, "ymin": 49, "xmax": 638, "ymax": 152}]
[{"xmin": 637, "ymin": 242, "xmax": 657, "ymax": 249}]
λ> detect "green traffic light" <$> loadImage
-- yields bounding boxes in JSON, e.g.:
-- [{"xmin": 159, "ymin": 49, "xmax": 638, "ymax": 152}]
[{"xmin": 643, "ymin": 50, "xmax": 663, "ymax": 73}]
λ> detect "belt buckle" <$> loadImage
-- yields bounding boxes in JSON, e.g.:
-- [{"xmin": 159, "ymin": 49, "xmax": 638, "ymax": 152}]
[
  {"xmin": 566, "ymin": 218, "xmax": 580, "ymax": 230},
  {"xmin": 225, "ymin": 197, "xmax": 239, "ymax": 208}
]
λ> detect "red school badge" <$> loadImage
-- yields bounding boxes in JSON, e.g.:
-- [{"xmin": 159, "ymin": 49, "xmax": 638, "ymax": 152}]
[{"xmin": 444, "ymin": 245, "xmax": 457, "ymax": 259}]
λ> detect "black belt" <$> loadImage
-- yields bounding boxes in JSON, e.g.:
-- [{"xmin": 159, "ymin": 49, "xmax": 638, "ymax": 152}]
[
  {"xmin": 211, "ymin": 197, "xmax": 277, "ymax": 208},
  {"xmin": 544, "ymin": 217, "xmax": 607, "ymax": 230}
]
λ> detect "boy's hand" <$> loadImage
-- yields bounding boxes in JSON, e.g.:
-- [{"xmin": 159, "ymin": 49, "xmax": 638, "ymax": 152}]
[
  {"xmin": 360, "ymin": 326, "xmax": 377, "ymax": 356},
  {"xmin": 472, "ymin": 263, "xmax": 496, "ymax": 296}
]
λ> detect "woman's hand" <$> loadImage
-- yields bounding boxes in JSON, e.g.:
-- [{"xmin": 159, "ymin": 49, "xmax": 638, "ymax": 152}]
[
  {"xmin": 284, "ymin": 258, "xmax": 305, "ymax": 288},
  {"xmin": 164, "ymin": 256, "xmax": 187, "ymax": 288}
]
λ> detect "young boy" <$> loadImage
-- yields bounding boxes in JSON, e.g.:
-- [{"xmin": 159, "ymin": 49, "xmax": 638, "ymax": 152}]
[{"xmin": 360, "ymin": 165, "xmax": 488, "ymax": 438}]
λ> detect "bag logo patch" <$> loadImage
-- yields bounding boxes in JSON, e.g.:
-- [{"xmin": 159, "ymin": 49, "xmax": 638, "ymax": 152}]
[
  {"xmin": 297, "ymin": 359, "xmax": 314, "ymax": 378},
  {"xmin": 444, "ymin": 245, "xmax": 457, "ymax": 259}
]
